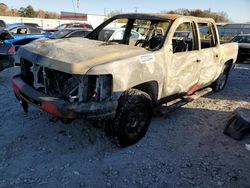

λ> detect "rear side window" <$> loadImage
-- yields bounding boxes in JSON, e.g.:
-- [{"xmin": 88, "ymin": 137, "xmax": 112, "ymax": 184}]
[
  {"xmin": 198, "ymin": 23, "xmax": 218, "ymax": 49},
  {"xmin": 172, "ymin": 22, "xmax": 198, "ymax": 53}
]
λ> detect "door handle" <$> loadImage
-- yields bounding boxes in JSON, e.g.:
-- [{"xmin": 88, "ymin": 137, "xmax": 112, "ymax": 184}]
[
  {"xmin": 196, "ymin": 59, "xmax": 201, "ymax": 63},
  {"xmin": 215, "ymin": 54, "xmax": 219, "ymax": 58}
]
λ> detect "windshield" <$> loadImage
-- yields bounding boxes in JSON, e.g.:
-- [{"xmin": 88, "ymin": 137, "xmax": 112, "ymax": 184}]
[
  {"xmin": 49, "ymin": 29, "xmax": 71, "ymax": 39},
  {"xmin": 88, "ymin": 17, "xmax": 172, "ymax": 51},
  {"xmin": 232, "ymin": 35, "xmax": 250, "ymax": 43},
  {"xmin": 56, "ymin": 24, "xmax": 67, "ymax": 30},
  {"xmin": 0, "ymin": 20, "xmax": 6, "ymax": 28}
]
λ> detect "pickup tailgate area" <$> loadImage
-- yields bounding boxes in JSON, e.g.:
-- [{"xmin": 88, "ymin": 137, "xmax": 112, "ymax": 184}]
[{"xmin": 220, "ymin": 42, "xmax": 238, "ymax": 65}]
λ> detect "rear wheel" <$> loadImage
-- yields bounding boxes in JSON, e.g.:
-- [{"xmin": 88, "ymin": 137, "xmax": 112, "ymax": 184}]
[
  {"xmin": 111, "ymin": 89, "xmax": 152, "ymax": 147},
  {"xmin": 211, "ymin": 68, "xmax": 229, "ymax": 92}
]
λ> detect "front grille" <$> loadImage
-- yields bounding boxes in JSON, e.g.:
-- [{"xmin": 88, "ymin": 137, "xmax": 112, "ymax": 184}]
[
  {"xmin": 239, "ymin": 48, "xmax": 250, "ymax": 54},
  {"xmin": 45, "ymin": 69, "xmax": 78, "ymax": 99},
  {"xmin": 19, "ymin": 58, "xmax": 110, "ymax": 103},
  {"xmin": 20, "ymin": 58, "xmax": 78, "ymax": 99}
]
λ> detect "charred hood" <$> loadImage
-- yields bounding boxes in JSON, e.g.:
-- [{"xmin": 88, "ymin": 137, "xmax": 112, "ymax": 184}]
[{"xmin": 18, "ymin": 38, "xmax": 148, "ymax": 74}]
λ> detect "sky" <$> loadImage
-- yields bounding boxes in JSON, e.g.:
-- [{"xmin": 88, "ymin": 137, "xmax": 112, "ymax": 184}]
[{"xmin": 1, "ymin": 0, "xmax": 250, "ymax": 22}]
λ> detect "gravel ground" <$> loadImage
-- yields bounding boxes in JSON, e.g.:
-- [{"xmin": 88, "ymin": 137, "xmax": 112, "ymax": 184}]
[{"xmin": 0, "ymin": 64, "xmax": 250, "ymax": 188}]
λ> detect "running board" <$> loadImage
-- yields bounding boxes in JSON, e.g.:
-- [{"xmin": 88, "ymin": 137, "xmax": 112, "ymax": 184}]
[{"xmin": 155, "ymin": 87, "xmax": 212, "ymax": 117}]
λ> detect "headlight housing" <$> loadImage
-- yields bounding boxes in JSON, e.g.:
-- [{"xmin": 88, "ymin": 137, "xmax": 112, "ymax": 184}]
[{"xmin": 74, "ymin": 74, "xmax": 113, "ymax": 103}]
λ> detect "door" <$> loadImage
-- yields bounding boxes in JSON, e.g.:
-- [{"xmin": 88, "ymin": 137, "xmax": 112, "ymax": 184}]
[
  {"xmin": 197, "ymin": 22, "xmax": 220, "ymax": 87},
  {"xmin": 165, "ymin": 21, "xmax": 201, "ymax": 95}
]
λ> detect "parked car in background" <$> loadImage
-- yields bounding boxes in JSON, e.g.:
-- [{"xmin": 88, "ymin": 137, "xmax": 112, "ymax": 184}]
[
  {"xmin": 7, "ymin": 25, "xmax": 46, "ymax": 35},
  {"xmin": 44, "ymin": 22, "xmax": 93, "ymax": 33},
  {"xmin": 0, "ymin": 30, "xmax": 15, "ymax": 71},
  {"xmin": 6, "ymin": 33, "xmax": 50, "ymax": 66},
  {"xmin": 56, "ymin": 22, "xmax": 93, "ymax": 30},
  {"xmin": 4, "ymin": 32, "xmax": 50, "ymax": 51},
  {"xmin": 14, "ymin": 28, "xmax": 92, "ymax": 65},
  {"xmin": 3, "ymin": 27, "xmax": 51, "ymax": 65},
  {"xmin": 5, "ymin": 25, "xmax": 51, "ymax": 51},
  {"xmin": 6, "ymin": 35, "xmax": 46, "ymax": 51},
  {"xmin": 12, "ymin": 13, "xmax": 238, "ymax": 147},
  {"xmin": 49, "ymin": 28, "xmax": 92, "ymax": 39},
  {"xmin": 218, "ymin": 23, "xmax": 250, "ymax": 41},
  {"xmin": 231, "ymin": 34, "xmax": 250, "ymax": 63},
  {"xmin": 0, "ymin": 20, "xmax": 7, "ymax": 30}
]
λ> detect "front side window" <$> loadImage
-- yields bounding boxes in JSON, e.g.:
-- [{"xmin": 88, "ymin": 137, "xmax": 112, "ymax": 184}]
[{"xmin": 172, "ymin": 22, "xmax": 197, "ymax": 53}]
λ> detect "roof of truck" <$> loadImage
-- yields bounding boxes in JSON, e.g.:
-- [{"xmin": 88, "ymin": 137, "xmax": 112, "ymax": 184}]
[{"xmin": 113, "ymin": 13, "xmax": 214, "ymax": 22}]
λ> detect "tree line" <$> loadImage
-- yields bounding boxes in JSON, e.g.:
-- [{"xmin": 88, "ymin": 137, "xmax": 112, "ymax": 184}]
[
  {"xmin": 0, "ymin": 3, "xmax": 230, "ymax": 22},
  {"xmin": 162, "ymin": 9, "xmax": 229, "ymax": 22},
  {"xmin": 108, "ymin": 9, "xmax": 229, "ymax": 23},
  {"xmin": 0, "ymin": 3, "xmax": 59, "ymax": 19}
]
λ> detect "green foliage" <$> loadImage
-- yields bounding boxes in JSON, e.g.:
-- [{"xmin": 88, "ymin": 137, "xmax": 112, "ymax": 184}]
[
  {"xmin": 0, "ymin": 3, "xmax": 59, "ymax": 19},
  {"xmin": 18, "ymin": 5, "xmax": 37, "ymax": 17},
  {"xmin": 162, "ymin": 9, "xmax": 229, "ymax": 22}
]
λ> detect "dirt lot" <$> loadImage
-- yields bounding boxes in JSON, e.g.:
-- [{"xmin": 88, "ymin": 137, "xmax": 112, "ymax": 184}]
[{"xmin": 0, "ymin": 64, "xmax": 250, "ymax": 188}]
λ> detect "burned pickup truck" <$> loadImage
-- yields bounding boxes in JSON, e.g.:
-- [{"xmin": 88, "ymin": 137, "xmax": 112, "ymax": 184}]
[{"xmin": 12, "ymin": 14, "xmax": 238, "ymax": 147}]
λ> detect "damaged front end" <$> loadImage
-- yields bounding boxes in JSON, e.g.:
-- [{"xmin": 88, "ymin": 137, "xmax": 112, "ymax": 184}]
[{"xmin": 12, "ymin": 58, "xmax": 118, "ymax": 121}]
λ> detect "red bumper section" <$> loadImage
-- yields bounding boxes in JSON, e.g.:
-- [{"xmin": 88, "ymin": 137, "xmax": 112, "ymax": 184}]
[{"xmin": 12, "ymin": 75, "xmax": 118, "ymax": 120}]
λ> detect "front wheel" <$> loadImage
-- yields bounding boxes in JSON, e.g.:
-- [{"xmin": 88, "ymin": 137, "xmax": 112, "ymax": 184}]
[{"xmin": 111, "ymin": 89, "xmax": 152, "ymax": 147}]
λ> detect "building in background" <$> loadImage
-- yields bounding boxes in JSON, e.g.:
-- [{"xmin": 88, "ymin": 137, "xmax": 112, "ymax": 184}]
[
  {"xmin": 217, "ymin": 23, "xmax": 250, "ymax": 41},
  {"xmin": 0, "ymin": 13, "xmax": 106, "ymax": 29},
  {"xmin": 60, "ymin": 11, "xmax": 87, "ymax": 21}
]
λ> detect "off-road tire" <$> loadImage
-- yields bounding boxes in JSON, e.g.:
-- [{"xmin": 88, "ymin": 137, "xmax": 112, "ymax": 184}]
[
  {"xmin": 111, "ymin": 89, "xmax": 152, "ymax": 147},
  {"xmin": 211, "ymin": 68, "xmax": 229, "ymax": 92}
]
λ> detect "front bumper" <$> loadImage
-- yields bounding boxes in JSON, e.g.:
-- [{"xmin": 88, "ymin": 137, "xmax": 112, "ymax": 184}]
[{"xmin": 12, "ymin": 75, "xmax": 118, "ymax": 120}]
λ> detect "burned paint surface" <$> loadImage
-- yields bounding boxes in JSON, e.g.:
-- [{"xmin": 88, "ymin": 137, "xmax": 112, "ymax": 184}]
[{"xmin": 14, "ymin": 14, "xmax": 238, "ymax": 119}]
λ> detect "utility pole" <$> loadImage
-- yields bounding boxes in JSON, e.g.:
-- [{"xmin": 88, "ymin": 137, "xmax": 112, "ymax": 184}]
[
  {"xmin": 77, "ymin": 0, "xmax": 80, "ymax": 13},
  {"xmin": 134, "ymin": 7, "xmax": 138, "ymax": 13}
]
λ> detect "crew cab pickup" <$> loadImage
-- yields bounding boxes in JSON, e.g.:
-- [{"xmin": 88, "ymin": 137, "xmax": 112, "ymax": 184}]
[{"xmin": 12, "ymin": 14, "xmax": 238, "ymax": 147}]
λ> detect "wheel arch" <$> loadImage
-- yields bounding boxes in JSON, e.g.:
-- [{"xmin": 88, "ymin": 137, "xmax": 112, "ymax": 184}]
[
  {"xmin": 132, "ymin": 80, "xmax": 159, "ymax": 106},
  {"xmin": 223, "ymin": 59, "xmax": 234, "ymax": 74}
]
